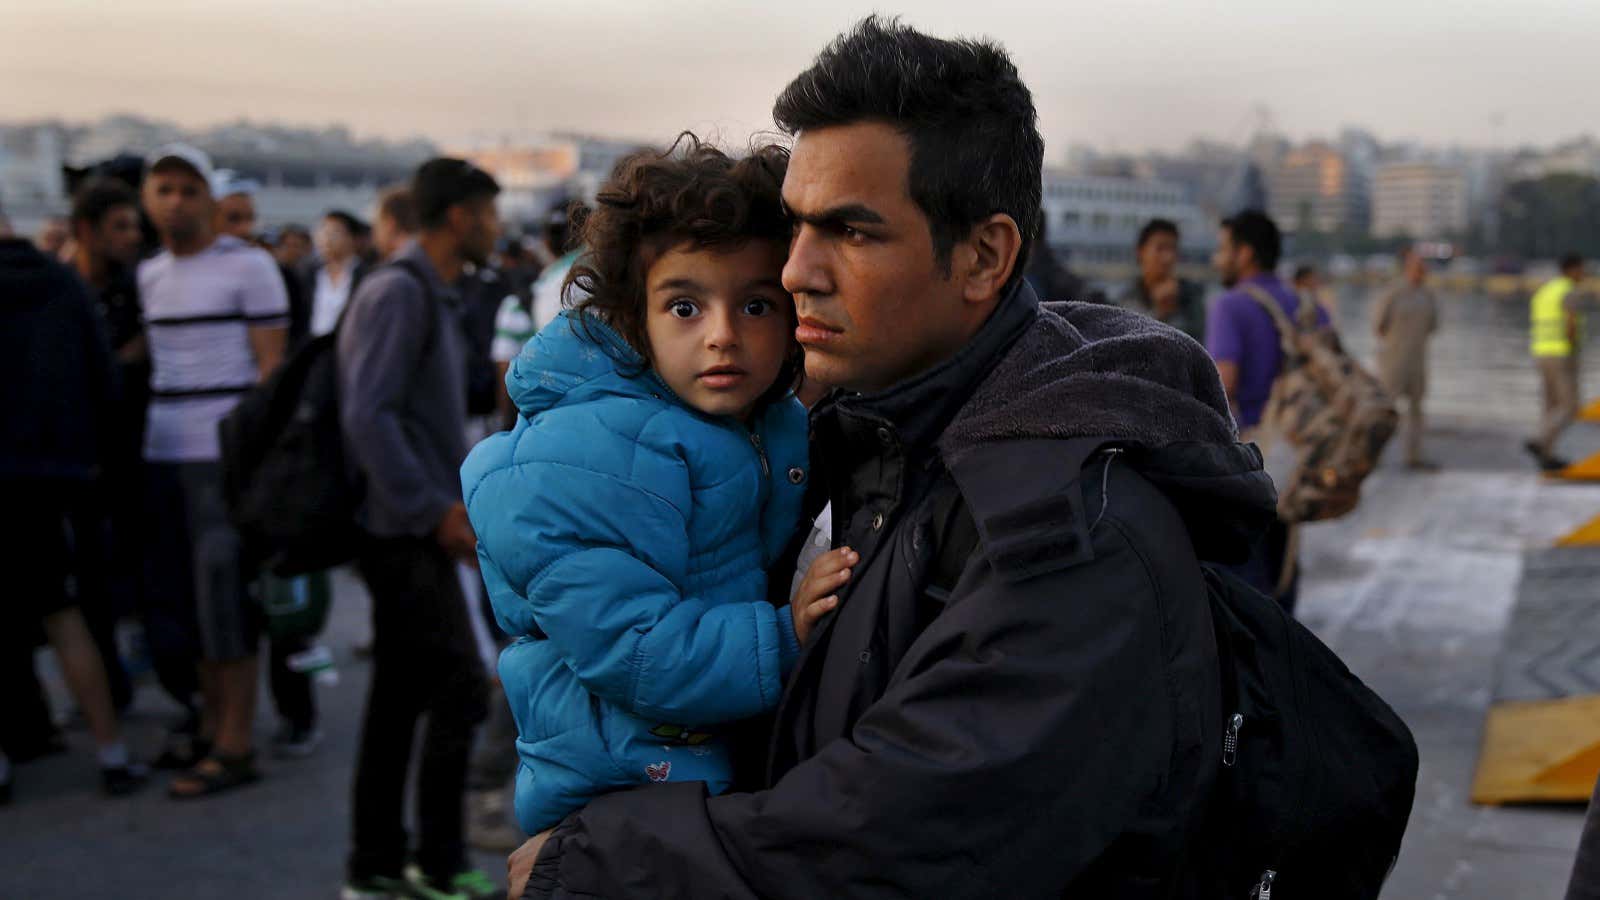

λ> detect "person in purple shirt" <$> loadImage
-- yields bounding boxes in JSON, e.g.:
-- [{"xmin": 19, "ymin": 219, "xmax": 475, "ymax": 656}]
[
  {"xmin": 1205, "ymin": 210, "xmax": 1330, "ymax": 430},
  {"xmin": 1204, "ymin": 209, "xmax": 1327, "ymax": 612}
]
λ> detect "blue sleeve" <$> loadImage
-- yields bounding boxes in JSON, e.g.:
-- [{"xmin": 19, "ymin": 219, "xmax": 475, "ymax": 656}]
[
  {"xmin": 463, "ymin": 420, "xmax": 797, "ymax": 725},
  {"xmin": 1205, "ymin": 293, "xmax": 1245, "ymax": 364}
]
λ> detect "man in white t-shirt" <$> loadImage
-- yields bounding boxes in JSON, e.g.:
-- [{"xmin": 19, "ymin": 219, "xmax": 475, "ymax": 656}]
[{"xmin": 138, "ymin": 143, "xmax": 288, "ymax": 799}]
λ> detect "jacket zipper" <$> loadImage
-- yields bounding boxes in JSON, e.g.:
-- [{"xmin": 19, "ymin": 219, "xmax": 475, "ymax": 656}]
[
  {"xmin": 750, "ymin": 431, "xmax": 770, "ymax": 477},
  {"xmin": 1250, "ymin": 869, "xmax": 1276, "ymax": 899},
  {"xmin": 1223, "ymin": 712, "xmax": 1243, "ymax": 767}
]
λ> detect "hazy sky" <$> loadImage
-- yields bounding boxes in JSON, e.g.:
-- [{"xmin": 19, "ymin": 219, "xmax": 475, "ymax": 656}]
[{"xmin": 5, "ymin": 0, "xmax": 1598, "ymax": 156}]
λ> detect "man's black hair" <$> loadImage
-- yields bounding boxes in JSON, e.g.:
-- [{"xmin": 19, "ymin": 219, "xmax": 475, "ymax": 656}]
[
  {"xmin": 1220, "ymin": 209, "xmax": 1282, "ymax": 272},
  {"xmin": 1136, "ymin": 218, "xmax": 1179, "ymax": 249},
  {"xmin": 1292, "ymin": 264, "xmax": 1316, "ymax": 284},
  {"xmin": 773, "ymin": 15, "xmax": 1044, "ymax": 288},
  {"xmin": 277, "ymin": 223, "xmax": 311, "ymax": 243},
  {"xmin": 412, "ymin": 157, "xmax": 501, "ymax": 230},
  {"xmin": 70, "ymin": 177, "xmax": 139, "ymax": 228},
  {"xmin": 323, "ymin": 209, "xmax": 367, "ymax": 238},
  {"xmin": 1561, "ymin": 253, "xmax": 1584, "ymax": 274}
]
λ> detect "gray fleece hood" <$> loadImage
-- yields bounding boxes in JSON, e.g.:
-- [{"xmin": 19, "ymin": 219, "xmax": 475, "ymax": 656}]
[{"xmin": 939, "ymin": 298, "xmax": 1278, "ymax": 562}]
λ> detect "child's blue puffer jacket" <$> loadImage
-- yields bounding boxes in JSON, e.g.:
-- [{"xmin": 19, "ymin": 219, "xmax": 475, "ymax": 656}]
[{"xmin": 461, "ymin": 311, "xmax": 808, "ymax": 834}]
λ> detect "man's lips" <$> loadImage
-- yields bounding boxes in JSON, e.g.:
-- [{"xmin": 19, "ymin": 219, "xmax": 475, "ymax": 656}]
[{"xmin": 796, "ymin": 317, "xmax": 843, "ymax": 345}]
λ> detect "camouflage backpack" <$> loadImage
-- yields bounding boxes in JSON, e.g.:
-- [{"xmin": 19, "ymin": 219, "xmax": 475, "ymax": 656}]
[{"xmin": 1242, "ymin": 285, "xmax": 1398, "ymax": 523}]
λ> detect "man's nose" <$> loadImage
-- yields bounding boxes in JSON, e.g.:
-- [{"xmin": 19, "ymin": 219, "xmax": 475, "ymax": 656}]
[{"xmin": 783, "ymin": 226, "xmax": 831, "ymax": 299}]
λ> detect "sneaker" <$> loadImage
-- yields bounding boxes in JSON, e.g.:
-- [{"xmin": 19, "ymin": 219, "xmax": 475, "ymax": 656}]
[
  {"xmin": 466, "ymin": 789, "xmax": 525, "ymax": 853},
  {"xmin": 102, "ymin": 762, "xmax": 150, "ymax": 796},
  {"xmin": 339, "ymin": 875, "xmax": 413, "ymax": 899},
  {"xmin": 404, "ymin": 865, "xmax": 500, "ymax": 900},
  {"xmin": 271, "ymin": 722, "xmax": 323, "ymax": 759}
]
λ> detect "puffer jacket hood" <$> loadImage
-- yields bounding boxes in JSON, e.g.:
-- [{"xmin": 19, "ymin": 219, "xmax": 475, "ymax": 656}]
[
  {"xmin": 506, "ymin": 311, "xmax": 654, "ymax": 417},
  {"xmin": 939, "ymin": 298, "xmax": 1277, "ymax": 562}
]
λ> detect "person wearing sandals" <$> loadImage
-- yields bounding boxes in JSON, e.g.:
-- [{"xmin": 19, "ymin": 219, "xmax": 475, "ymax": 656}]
[{"xmin": 137, "ymin": 144, "xmax": 288, "ymax": 799}]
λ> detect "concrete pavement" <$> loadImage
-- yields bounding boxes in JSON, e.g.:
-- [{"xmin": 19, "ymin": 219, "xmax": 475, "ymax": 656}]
[{"xmin": 5, "ymin": 417, "xmax": 1599, "ymax": 898}]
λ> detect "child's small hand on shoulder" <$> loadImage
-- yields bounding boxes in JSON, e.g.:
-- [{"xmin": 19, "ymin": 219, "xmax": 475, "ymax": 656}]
[{"xmin": 791, "ymin": 546, "xmax": 857, "ymax": 644}]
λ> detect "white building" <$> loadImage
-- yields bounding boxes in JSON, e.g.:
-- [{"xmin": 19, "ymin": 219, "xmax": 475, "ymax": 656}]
[
  {"xmin": 1371, "ymin": 162, "xmax": 1469, "ymax": 240},
  {"xmin": 1039, "ymin": 170, "xmax": 1213, "ymax": 264},
  {"xmin": 458, "ymin": 134, "xmax": 649, "ymax": 230}
]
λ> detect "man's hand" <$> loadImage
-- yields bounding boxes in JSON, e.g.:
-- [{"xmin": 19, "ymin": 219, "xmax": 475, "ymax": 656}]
[
  {"xmin": 791, "ymin": 546, "xmax": 856, "ymax": 645},
  {"xmin": 508, "ymin": 830, "xmax": 552, "ymax": 900},
  {"xmin": 436, "ymin": 502, "xmax": 478, "ymax": 563}
]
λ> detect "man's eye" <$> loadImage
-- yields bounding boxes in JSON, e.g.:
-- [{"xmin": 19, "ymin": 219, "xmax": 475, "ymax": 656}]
[
  {"xmin": 669, "ymin": 300, "xmax": 698, "ymax": 319},
  {"xmin": 743, "ymin": 298, "xmax": 773, "ymax": 316}
]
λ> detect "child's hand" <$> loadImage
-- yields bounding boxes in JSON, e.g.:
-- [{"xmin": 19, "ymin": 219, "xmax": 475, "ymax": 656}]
[{"xmin": 791, "ymin": 546, "xmax": 857, "ymax": 645}]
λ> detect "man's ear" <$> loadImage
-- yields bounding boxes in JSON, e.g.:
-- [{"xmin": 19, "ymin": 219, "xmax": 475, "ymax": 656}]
[{"xmin": 960, "ymin": 213, "xmax": 1023, "ymax": 304}]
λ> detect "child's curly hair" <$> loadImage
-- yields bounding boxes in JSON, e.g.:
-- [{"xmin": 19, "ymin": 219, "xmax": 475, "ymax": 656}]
[{"xmin": 565, "ymin": 134, "xmax": 794, "ymax": 368}]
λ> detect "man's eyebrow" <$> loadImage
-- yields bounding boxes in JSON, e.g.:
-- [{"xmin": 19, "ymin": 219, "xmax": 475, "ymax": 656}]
[{"xmin": 786, "ymin": 203, "xmax": 886, "ymax": 227}]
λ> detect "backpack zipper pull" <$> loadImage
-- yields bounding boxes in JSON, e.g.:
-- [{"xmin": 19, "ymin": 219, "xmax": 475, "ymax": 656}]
[
  {"xmin": 750, "ymin": 432, "xmax": 770, "ymax": 477},
  {"xmin": 1250, "ymin": 869, "xmax": 1276, "ymax": 899},
  {"xmin": 1223, "ymin": 713, "xmax": 1244, "ymax": 767}
]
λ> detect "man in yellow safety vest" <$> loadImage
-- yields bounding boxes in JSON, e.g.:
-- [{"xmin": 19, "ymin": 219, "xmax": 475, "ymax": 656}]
[{"xmin": 1526, "ymin": 254, "xmax": 1587, "ymax": 471}]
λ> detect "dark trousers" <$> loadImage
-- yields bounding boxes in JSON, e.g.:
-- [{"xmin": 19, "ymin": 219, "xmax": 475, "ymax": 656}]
[
  {"xmin": 268, "ymin": 634, "xmax": 316, "ymax": 731},
  {"xmin": 349, "ymin": 538, "xmax": 488, "ymax": 881},
  {"xmin": 69, "ymin": 502, "xmax": 133, "ymax": 710},
  {"xmin": 140, "ymin": 464, "xmax": 202, "ymax": 714}
]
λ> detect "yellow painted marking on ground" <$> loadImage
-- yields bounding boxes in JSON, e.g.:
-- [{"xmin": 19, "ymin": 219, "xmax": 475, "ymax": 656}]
[
  {"xmin": 1472, "ymin": 695, "xmax": 1600, "ymax": 805},
  {"xmin": 1557, "ymin": 451, "xmax": 1600, "ymax": 482},
  {"xmin": 1583, "ymin": 399, "xmax": 1600, "ymax": 423},
  {"xmin": 1558, "ymin": 514, "xmax": 1600, "ymax": 547}
]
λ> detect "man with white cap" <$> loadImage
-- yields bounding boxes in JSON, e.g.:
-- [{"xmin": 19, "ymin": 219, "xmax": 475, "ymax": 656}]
[{"xmin": 138, "ymin": 143, "xmax": 288, "ymax": 799}]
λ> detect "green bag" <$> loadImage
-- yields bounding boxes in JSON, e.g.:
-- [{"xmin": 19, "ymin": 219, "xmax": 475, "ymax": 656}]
[{"xmin": 259, "ymin": 570, "xmax": 332, "ymax": 640}]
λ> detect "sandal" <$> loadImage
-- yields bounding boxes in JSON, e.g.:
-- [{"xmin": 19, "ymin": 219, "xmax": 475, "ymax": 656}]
[{"xmin": 167, "ymin": 753, "xmax": 261, "ymax": 800}]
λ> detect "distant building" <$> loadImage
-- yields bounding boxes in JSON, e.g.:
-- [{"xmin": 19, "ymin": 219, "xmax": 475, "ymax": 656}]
[
  {"xmin": 0, "ymin": 126, "xmax": 67, "ymax": 234},
  {"xmin": 1265, "ymin": 141, "xmax": 1369, "ymax": 235},
  {"xmin": 458, "ymin": 134, "xmax": 649, "ymax": 229},
  {"xmin": 1138, "ymin": 155, "xmax": 1268, "ymax": 222},
  {"xmin": 1040, "ymin": 169, "xmax": 1214, "ymax": 264},
  {"xmin": 1511, "ymin": 137, "xmax": 1600, "ymax": 181},
  {"xmin": 1371, "ymin": 162, "xmax": 1469, "ymax": 240}
]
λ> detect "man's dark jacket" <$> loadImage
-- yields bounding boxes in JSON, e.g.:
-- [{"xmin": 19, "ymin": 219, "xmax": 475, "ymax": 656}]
[
  {"xmin": 524, "ymin": 282, "xmax": 1276, "ymax": 898},
  {"xmin": 0, "ymin": 238, "xmax": 115, "ymax": 483}
]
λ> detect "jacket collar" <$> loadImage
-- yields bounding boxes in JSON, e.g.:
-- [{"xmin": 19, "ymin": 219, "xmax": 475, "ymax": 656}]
[{"xmin": 820, "ymin": 279, "xmax": 1041, "ymax": 454}]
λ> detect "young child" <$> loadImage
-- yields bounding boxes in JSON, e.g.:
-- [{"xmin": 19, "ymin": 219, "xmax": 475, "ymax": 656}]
[{"xmin": 462, "ymin": 138, "xmax": 854, "ymax": 835}]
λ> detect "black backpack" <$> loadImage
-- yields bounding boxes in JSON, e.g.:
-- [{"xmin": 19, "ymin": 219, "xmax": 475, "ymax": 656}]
[
  {"xmin": 219, "ymin": 259, "xmax": 437, "ymax": 576},
  {"xmin": 925, "ymin": 457, "xmax": 1417, "ymax": 897},
  {"xmin": 1201, "ymin": 564, "xmax": 1417, "ymax": 899}
]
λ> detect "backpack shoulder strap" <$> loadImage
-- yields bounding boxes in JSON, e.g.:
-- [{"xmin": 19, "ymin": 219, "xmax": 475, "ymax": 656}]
[
  {"xmin": 1240, "ymin": 283, "xmax": 1300, "ymax": 359},
  {"xmin": 1295, "ymin": 291, "xmax": 1320, "ymax": 331},
  {"xmin": 384, "ymin": 258, "xmax": 444, "ymax": 359}
]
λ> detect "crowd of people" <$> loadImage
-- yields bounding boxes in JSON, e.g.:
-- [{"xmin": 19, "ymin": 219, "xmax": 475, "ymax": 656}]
[
  {"xmin": 3, "ymin": 140, "xmax": 574, "ymax": 898},
  {"xmin": 7, "ymin": 14, "xmax": 1593, "ymax": 900}
]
